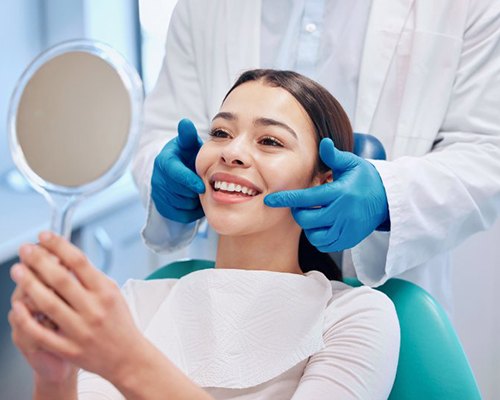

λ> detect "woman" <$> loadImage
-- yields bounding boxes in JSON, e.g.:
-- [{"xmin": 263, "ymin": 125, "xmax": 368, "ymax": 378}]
[{"xmin": 9, "ymin": 70, "xmax": 399, "ymax": 399}]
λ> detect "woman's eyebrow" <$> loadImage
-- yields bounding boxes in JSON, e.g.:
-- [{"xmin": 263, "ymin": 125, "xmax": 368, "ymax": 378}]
[
  {"xmin": 254, "ymin": 117, "xmax": 298, "ymax": 139},
  {"xmin": 212, "ymin": 111, "xmax": 236, "ymax": 121},
  {"xmin": 211, "ymin": 113, "xmax": 298, "ymax": 140}
]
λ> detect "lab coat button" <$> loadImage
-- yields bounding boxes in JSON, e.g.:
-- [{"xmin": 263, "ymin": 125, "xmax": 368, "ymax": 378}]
[{"xmin": 305, "ymin": 23, "xmax": 317, "ymax": 33}]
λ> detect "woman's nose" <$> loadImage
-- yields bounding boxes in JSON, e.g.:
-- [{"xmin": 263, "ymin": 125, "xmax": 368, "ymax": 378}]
[{"xmin": 220, "ymin": 138, "xmax": 250, "ymax": 167}]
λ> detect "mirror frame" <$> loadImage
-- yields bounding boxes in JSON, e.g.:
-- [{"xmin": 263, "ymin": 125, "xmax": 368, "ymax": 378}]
[{"xmin": 7, "ymin": 39, "xmax": 143, "ymax": 198}]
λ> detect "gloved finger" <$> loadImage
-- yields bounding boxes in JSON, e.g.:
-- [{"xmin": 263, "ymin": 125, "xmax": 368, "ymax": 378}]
[
  {"xmin": 264, "ymin": 184, "xmax": 338, "ymax": 208},
  {"xmin": 153, "ymin": 173, "xmax": 203, "ymax": 199},
  {"xmin": 151, "ymin": 181, "xmax": 201, "ymax": 212},
  {"xmin": 305, "ymin": 225, "xmax": 341, "ymax": 249},
  {"xmin": 168, "ymin": 207, "xmax": 205, "ymax": 224},
  {"xmin": 177, "ymin": 119, "xmax": 203, "ymax": 154},
  {"xmin": 316, "ymin": 243, "xmax": 343, "ymax": 253},
  {"xmin": 152, "ymin": 189, "xmax": 204, "ymax": 221},
  {"xmin": 164, "ymin": 156, "xmax": 205, "ymax": 194},
  {"xmin": 319, "ymin": 138, "xmax": 358, "ymax": 173},
  {"xmin": 164, "ymin": 191, "xmax": 201, "ymax": 211},
  {"xmin": 291, "ymin": 200, "xmax": 342, "ymax": 230}
]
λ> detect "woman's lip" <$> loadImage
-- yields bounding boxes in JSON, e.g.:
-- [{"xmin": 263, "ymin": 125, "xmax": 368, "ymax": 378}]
[
  {"xmin": 211, "ymin": 189, "xmax": 258, "ymax": 204},
  {"xmin": 209, "ymin": 172, "xmax": 263, "ymax": 194}
]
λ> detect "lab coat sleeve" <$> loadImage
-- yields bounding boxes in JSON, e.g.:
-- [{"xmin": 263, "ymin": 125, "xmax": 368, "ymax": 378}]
[
  {"xmin": 131, "ymin": 0, "xmax": 209, "ymax": 253},
  {"xmin": 352, "ymin": 1, "xmax": 500, "ymax": 285}
]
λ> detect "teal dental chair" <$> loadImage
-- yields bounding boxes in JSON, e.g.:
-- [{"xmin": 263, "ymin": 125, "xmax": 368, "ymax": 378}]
[{"xmin": 146, "ymin": 260, "xmax": 482, "ymax": 400}]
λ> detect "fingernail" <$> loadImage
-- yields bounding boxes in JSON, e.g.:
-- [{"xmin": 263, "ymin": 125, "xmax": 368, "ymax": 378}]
[
  {"xmin": 19, "ymin": 244, "xmax": 33, "ymax": 257},
  {"xmin": 10, "ymin": 264, "xmax": 23, "ymax": 281},
  {"xmin": 39, "ymin": 231, "xmax": 52, "ymax": 242}
]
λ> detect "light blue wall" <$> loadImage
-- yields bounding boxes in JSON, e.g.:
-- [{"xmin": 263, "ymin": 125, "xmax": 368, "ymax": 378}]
[
  {"xmin": 0, "ymin": 1, "xmax": 44, "ymax": 176},
  {"xmin": 0, "ymin": 2, "xmax": 143, "ymax": 397}
]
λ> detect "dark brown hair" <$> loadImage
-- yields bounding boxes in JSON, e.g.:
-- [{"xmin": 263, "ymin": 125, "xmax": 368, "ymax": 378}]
[{"xmin": 224, "ymin": 69, "xmax": 354, "ymax": 281}]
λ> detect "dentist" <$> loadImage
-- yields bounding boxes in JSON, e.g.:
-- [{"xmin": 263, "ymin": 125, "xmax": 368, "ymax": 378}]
[{"xmin": 132, "ymin": 0, "xmax": 500, "ymax": 312}]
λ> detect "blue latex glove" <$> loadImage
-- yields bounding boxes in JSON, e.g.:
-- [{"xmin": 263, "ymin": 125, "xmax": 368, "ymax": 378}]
[
  {"xmin": 151, "ymin": 119, "xmax": 205, "ymax": 223},
  {"xmin": 264, "ymin": 138, "xmax": 390, "ymax": 252}
]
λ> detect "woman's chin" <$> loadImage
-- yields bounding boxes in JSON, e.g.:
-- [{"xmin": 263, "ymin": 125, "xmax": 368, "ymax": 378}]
[{"xmin": 205, "ymin": 216, "xmax": 251, "ymax": 237}]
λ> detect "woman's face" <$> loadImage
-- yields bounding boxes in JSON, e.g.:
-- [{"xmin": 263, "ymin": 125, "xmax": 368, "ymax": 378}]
[{"xmin": 195, "ymin": 80, "xmax": 329, "ymax": 237}]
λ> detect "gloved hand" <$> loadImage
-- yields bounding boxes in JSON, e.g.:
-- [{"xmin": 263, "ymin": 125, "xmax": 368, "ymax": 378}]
[
  {"xmin": 264, "ymin": 138, "xmax": 390, "ymax": 252},
  {"xmin": 151, "ymin": 119, "xmax": 205, "ymax": 223}
]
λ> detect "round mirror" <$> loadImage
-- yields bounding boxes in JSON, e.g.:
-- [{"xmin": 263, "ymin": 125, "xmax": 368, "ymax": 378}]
[{"xmin": 8, "ymin": 40, "xmax": 143, "ymax": 238}]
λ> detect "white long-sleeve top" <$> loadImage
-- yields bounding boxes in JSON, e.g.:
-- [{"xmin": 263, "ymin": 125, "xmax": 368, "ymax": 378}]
[
  {"xmin": 131, "ymin": 0, "xmax": 500, "ymax": 313},
  {"xmin": 78, "ymin": 269, "xmax": 399, "ymax": 399}
]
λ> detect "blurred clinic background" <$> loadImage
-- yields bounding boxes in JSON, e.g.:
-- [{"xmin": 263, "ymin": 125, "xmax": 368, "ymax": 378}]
[{"xmin": 0, "ymin": 0, "xmax": 498, "ymax": 398}]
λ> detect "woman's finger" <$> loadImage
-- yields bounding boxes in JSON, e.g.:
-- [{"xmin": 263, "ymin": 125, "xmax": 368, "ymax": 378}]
[
  {"xmin": 9, "ymin": 300, "xmax": 79, "ymax": 360},
  {"xmin": 18, "ymin": 244, "xmax": 92, "ymax": 314},
  {"xmin": 9, "ymin": 305, "xmax": 38, "ymax": 354},
  {"xmin": 36, "ymin": 232, "xmax": 103, "ymax": 291},
  {"xmin": 11, "ymin": 284, "xmax": 25, "ymax": 303},
  {"xmin": 10, "ymin": 263, "xmax": 86, "ymax": 340}
]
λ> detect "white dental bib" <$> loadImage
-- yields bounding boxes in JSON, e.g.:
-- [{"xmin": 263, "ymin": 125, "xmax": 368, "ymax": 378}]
[{"xmin": 143, "ymin": 268, "xmax": 332, "ymax": 389}]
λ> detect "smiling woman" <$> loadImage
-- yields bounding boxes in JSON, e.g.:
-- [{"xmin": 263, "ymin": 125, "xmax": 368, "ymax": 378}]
[
  {"xmin": 198, "ymin": 69, "xmax": 354, "ymax": 279},
  {"xmin": 9, "ymin": 69, "xmax": 399, "ymax": 400}
]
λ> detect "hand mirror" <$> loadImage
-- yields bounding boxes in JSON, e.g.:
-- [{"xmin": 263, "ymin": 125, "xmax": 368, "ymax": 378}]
[{"xmin": 8, "ymin": 40, "xmax": 143, "ymax": 238}]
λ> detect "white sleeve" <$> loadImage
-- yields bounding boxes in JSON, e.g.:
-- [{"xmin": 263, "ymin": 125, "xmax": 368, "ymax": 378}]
[
  {"xmin": 131, "ymin": 0, "xmax": 210, "ymax": 252},
  {"xmin": 352, "ymin": 1, "xmax": 500, "ymax": 284},
  {"xmin": 291, "ymin": 287, "xmax": 400, "ymax": 400}
]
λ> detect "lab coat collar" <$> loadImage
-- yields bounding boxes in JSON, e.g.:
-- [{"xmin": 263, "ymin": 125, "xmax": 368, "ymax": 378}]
[{"xmin": 354, "ymin": 0, "xmax": 415, "ymax": 133}]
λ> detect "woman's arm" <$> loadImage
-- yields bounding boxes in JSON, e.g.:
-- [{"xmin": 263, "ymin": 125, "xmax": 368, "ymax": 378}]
[
  {"xmin": 291, "ymin": 287, "xmax": 400, "ymax": 399},
  {"xmin": 9, "ymin": 232, "xmax": 214, "ymax": 400}
]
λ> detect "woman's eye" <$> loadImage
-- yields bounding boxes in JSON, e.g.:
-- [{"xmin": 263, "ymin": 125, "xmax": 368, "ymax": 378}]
[
  {"xmin": 209, "ymin": 129, "xmax": 231, "ymax": 139},
  {"xmin": 259, "ymin": 136, "xmax": 284, "ymax": 147}
]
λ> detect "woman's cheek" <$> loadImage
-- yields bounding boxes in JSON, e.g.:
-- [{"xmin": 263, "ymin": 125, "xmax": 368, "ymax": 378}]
[
  {"xmin": 264, "ymin": 157, "xmax": 313, "ymax": 192},
  {"xmin": 195, "ymin": 145, "xmax": 209, "ymax": 176}
]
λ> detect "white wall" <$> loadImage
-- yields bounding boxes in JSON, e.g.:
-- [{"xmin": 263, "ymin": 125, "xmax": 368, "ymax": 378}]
[{"xmin": 452, "ymin": 219, "xmax": 500, "ymax": 399}]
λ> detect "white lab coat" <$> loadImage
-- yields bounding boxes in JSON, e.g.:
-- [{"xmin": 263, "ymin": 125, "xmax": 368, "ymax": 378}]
[{"xmin": 132, "ymin": 0, "xmax": 500, "ymax": 311}]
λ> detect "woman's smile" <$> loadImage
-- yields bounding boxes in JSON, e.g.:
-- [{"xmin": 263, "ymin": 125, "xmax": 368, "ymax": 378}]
[{"xmin": 209, "ymin": 171, "xmax": 262, "ymax": 204}]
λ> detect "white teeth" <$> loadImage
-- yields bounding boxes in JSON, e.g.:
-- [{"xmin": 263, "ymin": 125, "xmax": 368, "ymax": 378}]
[{"xmin": 213, "ymin": 180, "xmax": 258, "ymax": 196}]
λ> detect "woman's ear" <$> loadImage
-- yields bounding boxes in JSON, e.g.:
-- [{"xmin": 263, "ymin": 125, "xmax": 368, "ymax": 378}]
[{"xmin": 312, "ymin": 170, "xmax": 333, "ymax": 187}]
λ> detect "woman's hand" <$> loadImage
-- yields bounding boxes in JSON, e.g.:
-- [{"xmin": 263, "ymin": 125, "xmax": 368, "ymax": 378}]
[
  {"xmin": 9, "ymin": 285, "xmax": 77, "ymax": 385},
  {"xmin": 8, "ymin": 231, "xmax": 145, "ymax": 384}
]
